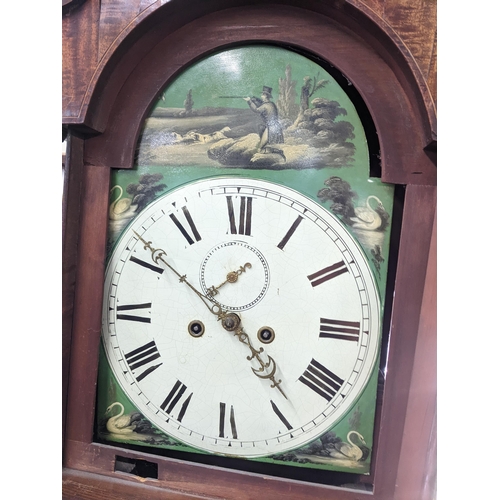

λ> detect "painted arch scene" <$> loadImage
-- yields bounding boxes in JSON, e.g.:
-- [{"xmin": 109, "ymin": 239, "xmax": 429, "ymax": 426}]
[{"xmin": 137, "ymin": 46, "xmax": 363, "ymax": 171}]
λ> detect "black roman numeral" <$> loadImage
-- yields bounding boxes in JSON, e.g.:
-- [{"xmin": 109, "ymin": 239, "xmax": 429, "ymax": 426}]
[
  {"xmin": 219, "ymin": 402, "xmax": 238, "ymax": 439},
  {"xmin": 116, "ymin": 302, "xmax": 152, "ymax": 323},
  {"xmin": 299, "ymin": 359, "xmax": 344, "ymax": 402},
  {"xmin": 307, "ymin": 261, "xmax": 348, "ymax": 287},
  {"xmin": 169, "ymin": 206, "xmax": 202, "ymax": 245},
  {"xmin": 319, "ymin": 318, "xmax": 360, "ymax": 342},
  {"xmin": 270, "ymin": 400, "xmax": 293, "ymax": 430},
  {"xmin": 277, "ymin": 215, "xmax": 304, "ymax": 250},
  {"xmin": 124, "ymin": 340, "xmax": 162, "ymax": 382},
  {"xmin": 129, "ymin": 255, "xmax": 164, "ymax": 274},
  {"xmin": 161, "ymin": 380, "xmax": 193, "ymax": 422},
  {"xmin": 226, "ymin": 196, "xmax": 253, "ymax": 236},
  {"xmin": 176, "ymin": 393, "xmax": 192, "ymax": 423}
]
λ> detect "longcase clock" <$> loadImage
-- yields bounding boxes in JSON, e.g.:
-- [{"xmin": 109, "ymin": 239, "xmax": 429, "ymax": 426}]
[{"xmin": 62, "ymin": 2, "xmax": 436, "ymax": 499}]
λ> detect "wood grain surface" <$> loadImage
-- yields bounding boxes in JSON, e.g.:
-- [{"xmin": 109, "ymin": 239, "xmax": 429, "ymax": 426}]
[{"xmin": 62, "ymin": 0, "xmax": 437, "ymax": 127}]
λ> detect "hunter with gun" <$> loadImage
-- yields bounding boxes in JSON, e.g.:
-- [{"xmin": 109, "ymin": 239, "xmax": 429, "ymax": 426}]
[{"xmin": 220, "ymin": 86, "xmax": 286, "ymax": 161}]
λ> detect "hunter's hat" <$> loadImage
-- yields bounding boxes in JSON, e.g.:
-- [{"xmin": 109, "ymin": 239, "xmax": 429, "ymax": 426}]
[{"xmin": 262, "ymin": 86, "xmax": 273, "ymax": 98}]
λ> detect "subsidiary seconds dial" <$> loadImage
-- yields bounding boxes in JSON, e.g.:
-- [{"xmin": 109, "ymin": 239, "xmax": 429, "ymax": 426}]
[{"xmin": 101, "ymin": 177, "xmax": 381, "ymax": 458}]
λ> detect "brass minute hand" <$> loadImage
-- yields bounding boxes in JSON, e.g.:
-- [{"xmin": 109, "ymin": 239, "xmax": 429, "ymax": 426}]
[
  {"xmin": 133, "ymin": 231, "xmax": 221, "ymax": 317},
  {"xmin": 133, "ymin": 231, "xmax": 287, "ymax": 399}
]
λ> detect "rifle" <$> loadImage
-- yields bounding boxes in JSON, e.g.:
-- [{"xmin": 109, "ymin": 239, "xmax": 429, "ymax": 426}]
[{"xmin": 218, "ymin": 96, "xmax": 264, "ymax": 106}]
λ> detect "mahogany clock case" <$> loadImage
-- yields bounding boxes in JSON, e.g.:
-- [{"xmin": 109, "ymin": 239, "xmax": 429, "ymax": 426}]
[{"xmin": 62, "ymin": 2, "xmax": 436, "ymax": 499}]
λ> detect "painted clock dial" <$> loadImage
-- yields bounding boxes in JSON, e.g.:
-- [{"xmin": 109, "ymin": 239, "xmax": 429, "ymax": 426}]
[{"xmin": 101, "ymin": 177, "xmax": 381, "ymax": 457}]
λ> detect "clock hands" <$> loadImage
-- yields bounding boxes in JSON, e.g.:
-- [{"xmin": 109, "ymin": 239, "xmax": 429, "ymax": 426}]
[
  {"xmin": 217, "ymin": 312, "xmax": 287, "ymax": 400},
  {"xmin": 206, "ymin": 262, "xmax": 252, "ymax": 297},
  {"xmin": 133, "ymin": 231, "xmax": 287, "ymax": 399},
  {"xmin": 133, "ymin": 231, "xmax": 222, "ymax": 317}
]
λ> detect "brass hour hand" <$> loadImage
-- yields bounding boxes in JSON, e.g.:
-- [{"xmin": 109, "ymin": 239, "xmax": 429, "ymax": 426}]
[{"xmin": 207, "ymin": 263, "xmax": 252, "ymax": 297}]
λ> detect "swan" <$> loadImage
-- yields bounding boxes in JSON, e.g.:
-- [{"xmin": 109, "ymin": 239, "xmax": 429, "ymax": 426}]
[
  {"xmin": 330, "ymin": 431, "xmax": 370, "ymax": 461},
  {"xmin": 109, "ymin": 185, "xmax": 138, "ymax": 220},
  {"xmin": 350, "ymin": 195, "xmax": 384, "ymax": 231},
  {"xmin": 105, "ymin": 402, "xmax": 140, "ymax": 435}
]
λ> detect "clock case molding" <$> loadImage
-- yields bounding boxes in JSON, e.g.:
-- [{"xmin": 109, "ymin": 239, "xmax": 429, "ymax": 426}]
[{"xmin": 62, "ymin": 1, "xmax": 436, "ymax": 499}]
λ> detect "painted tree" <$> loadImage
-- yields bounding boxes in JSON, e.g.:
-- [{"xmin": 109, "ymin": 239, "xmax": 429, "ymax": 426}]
[
  {"xmin": 184, "ymin": 89, "xmax": 194, "ymax": 115},
  {"xmin": 293, "ymin": 73, "xmax": 329, "ymax": 127},
  {"xmin": 126, "ymin": 174, "xmax": 167, "ymax": 211},
  {"xmin": 317, "ymin": 176, "xmax": 356, "ymax": 225},
  {"xmin": 277, "ymin": 65, "xmax": 299, "ymax": 121}
]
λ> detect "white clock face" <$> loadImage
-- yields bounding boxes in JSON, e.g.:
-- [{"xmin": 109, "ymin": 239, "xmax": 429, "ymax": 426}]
[{"xmin": 102, "ymin": 177, "xmax": 381, "ymax": 458}]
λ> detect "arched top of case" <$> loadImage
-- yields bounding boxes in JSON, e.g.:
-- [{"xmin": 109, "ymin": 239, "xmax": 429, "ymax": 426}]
[{"xmin": 81, "ymin": 0, "xmax": 436, "ymax": 186}]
